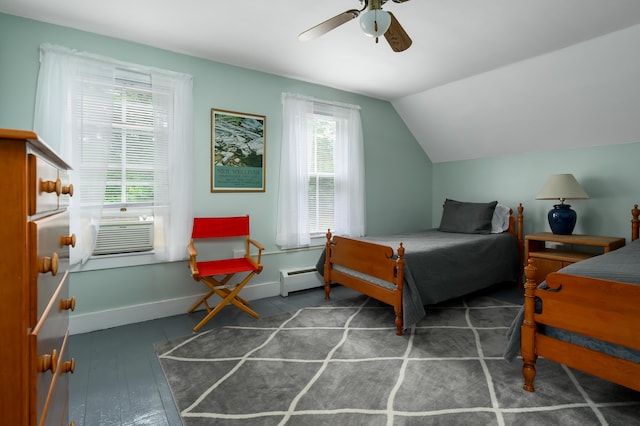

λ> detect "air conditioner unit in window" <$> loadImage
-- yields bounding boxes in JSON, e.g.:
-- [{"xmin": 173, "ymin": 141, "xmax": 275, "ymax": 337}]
[{"xmin": 93, "ymin": 218, "xmax": 154, "ymax": 255}]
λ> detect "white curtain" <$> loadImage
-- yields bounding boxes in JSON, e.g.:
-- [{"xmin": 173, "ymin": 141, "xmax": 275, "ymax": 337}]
[
  {"xmin": 34, "ymin": 44, "xmax": 114, "ymax": 265},
  {"xmin": 276, "ymin": 94, "xmax": 314, "ymax": 248},
  {"xmin": 150, "ymin": 70, "xmax": 194, "ymax": 262},
  {"xmin": 276, "ymin": 93, "xmax": 365, "ymax": 249},
  {"xmin": 34, "ymin": 44, "xmax": 194, "ymax": 264},
  {"xmin": 334, "ymin": 105, "xmax": 366, "ymax": 237}
]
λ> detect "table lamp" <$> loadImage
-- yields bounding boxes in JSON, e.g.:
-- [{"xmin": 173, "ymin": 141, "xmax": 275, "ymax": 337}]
[{"xmin": 536, "ymin": 174, "xmax": 589, "ymax": 235}]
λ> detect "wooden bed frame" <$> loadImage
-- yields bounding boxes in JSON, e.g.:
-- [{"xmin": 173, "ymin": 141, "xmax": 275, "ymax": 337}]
[
  {"xmin": 324, "ymin": 204, "xmax": 524, "ymax": 336},
  {"xmin": 521, "ymin": 204, "xmax": 640, "ymax": 392}
]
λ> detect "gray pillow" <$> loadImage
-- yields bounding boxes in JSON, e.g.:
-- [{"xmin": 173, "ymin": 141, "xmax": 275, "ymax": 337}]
[{"xmin": 439, "ymin": 199, "xmax": 498, "ymax": 234}]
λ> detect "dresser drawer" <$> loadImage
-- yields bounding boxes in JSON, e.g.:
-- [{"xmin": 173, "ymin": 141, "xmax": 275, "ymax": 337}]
[
  {"xmin": 29, "ymin": 211, "xmax": 72, "ymax": 322},
  {"xmin": 48, "ymin": 364, "xmax": 71, "ymax": 426},
  {"xmin": 40, "ymin": 331, "xmax": 72, "ymax": 426},
  {"xmin": 30, "ymin": 275, "xmax": 73, "ymax": 425},
  {"xmin": 29, "ymin": 154, "xmax": 61, "ymax": 217}
]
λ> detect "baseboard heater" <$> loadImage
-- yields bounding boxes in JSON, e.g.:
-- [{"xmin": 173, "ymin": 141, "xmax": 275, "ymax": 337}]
[{"xmin": 279, "ymin": 267, "xmax": 323, "ymax": 296}]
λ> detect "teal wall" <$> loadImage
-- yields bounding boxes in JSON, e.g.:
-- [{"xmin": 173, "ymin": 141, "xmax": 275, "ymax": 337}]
[
  {"xmin": 4, "ymin": 12, "xmax": 636, "ymax": 325},
  {"xmin": 0, "ymin": 13, "xmax": 432, "ymax": 317},
  {"xmin": 432, "ymin": 142, "xmax": 640, "ymax": 241}
]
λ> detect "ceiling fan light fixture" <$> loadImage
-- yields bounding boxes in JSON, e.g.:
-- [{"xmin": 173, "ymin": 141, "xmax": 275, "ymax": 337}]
[{"xmin": 359, "ymin": 8, "xmax": 391, "ymax": 38}]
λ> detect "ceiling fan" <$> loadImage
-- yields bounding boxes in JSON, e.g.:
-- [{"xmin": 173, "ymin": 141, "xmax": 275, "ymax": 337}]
[{"xmin": 299, "ymin": 0, "xmax": 413, "ymax": 52}]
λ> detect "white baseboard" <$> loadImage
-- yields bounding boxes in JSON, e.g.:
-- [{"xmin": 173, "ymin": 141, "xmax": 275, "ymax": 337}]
[{"xmin": 69, "ymin": 280, "xmax": 280, "ymax": 335}]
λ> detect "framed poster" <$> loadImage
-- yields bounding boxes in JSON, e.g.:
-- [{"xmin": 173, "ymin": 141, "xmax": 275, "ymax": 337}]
[{"xmin": 211, "ymin": 109, "xmax": 266, "ymax": 192}]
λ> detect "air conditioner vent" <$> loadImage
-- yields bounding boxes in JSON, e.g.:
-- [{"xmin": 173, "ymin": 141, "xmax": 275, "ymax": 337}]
[{"xmin": 93, "ymin": 220, "xmax": 154, "ymax": 255}]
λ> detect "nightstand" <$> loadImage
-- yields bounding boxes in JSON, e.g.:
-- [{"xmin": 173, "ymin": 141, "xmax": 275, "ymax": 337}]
[{"xmin": 525, "ymin": 232, "xmax": 626, "ymax": 284}]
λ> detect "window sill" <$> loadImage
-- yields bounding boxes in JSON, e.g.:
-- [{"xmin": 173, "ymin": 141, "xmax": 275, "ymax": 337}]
[{"xmin": 70, "ymin": 250, "xmax": 163, "ymax": 272}]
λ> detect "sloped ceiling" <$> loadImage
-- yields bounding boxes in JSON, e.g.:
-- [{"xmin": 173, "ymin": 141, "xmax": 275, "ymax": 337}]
[{"xmin": 2, "ymin": 0, "xmax": 640, "ymax": 162}]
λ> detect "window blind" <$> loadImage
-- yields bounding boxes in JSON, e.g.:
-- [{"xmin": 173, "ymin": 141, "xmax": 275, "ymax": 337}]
[
  {"xmin": 308, "ymin": 114, "xmax": 336, "ymax": 235},
  {"xmin": 77, "ymin": 70, "xmax": 169, "ymax": 210}
]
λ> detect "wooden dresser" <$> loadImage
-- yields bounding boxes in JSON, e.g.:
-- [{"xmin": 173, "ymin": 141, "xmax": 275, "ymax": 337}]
[{"xmin": 0, "ymin": 129, "xmax": 76, "ymax": 425}]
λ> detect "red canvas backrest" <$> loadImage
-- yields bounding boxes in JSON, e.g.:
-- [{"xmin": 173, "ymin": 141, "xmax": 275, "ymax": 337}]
[{"xmin": 191, "ymin": 216, "xmax": 250, "ymax": 239}]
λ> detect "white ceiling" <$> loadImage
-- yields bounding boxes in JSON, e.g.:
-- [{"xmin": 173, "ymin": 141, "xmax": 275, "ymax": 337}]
[
  {"xmin": 3, "ymin": 0, "xmax": 640, "ymax": 100},
  {"xmin": 3, "ymin": 0, "xmax": 640, "ymax": 161}
]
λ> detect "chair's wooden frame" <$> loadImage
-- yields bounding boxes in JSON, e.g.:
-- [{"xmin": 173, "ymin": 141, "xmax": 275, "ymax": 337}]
[{"xmin": 187, "ymin": 216, "xmax": 264, "ymax": 332}]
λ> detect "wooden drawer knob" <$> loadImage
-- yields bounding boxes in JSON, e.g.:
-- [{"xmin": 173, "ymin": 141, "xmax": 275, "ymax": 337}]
[
  {"xmin": 38, "ymin": 252, "xmax": 59, "ymax": 276},
  {"xmin": 61, "ymin": 233, "xmax": 76, "ymax": 247},
  {"xmin": 61, "ymin": 358, "xmax": 75, "ymax": 374},
  {"xmin": 60, "ymin": 296, "xmax": 76, "ymax": 312},
  {"xmin": 40, "ymin": 178, "xmax": 62, "ymax": 196},
  {"xmin": 62, "ymin": 183, "xmax": 74, "ymax": 197},
  {"xmin": 38, "ymin": 349, "xmax": 58, "ymax": 373}
]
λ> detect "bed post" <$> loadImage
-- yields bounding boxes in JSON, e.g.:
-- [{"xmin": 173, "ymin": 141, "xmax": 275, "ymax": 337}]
[
  {"xmin": 521, "ymin": 258, "xmax": 538, "ymax": 392},
  {"xmin": 395, "ymin": 243, "xmax": 405, "ymax": 336},
  {"xmin": 324, "ymin": 229, "xmax": 332, "ymax": 300},
  {"xmin": 517, "ymin": 203, "xmax": 524, "ymax": 246},
  {"xmin": 507, "ymin": 203, "xmax": 525, "ymax": 274},
  {"xmin": 516, "ymin": 203, "xmax": 525, "ymax": 275},
  {"xmin": 632, "ymin": 204, "xmax": 639, "ymax": 242}
]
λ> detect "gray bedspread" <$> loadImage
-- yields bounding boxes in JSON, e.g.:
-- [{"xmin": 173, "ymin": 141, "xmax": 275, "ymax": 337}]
[
  {"xmin": 504, "ymin": 238, "xmax": 640, "ymax": 362},
  {"xmin": 318, "ymin": 229, "xmax": 521, "ymax": 330}
]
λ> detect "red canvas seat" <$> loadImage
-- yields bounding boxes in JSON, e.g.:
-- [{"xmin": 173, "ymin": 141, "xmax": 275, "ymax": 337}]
[
  {"xmin": 197, "ymin": 258, "xmax": 256, "ymax": 277},
  {"xmin": 187, "ymin": 216, "xmax": 264, "ymax": 332}
]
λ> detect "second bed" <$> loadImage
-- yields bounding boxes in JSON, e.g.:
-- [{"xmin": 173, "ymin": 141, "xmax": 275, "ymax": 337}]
[{"xmin": 320, "ymin": 201, "xmax": 524, "ymax": 335}]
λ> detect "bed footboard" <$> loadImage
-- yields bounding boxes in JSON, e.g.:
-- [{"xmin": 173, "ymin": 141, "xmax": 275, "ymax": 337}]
[
  {"xmin": 324, "ymin": 231, "xmax": 405, "ymax": 335},
  {"xmin": 521, "ymin": 261, "xmax": 640, "ymax": 392}
]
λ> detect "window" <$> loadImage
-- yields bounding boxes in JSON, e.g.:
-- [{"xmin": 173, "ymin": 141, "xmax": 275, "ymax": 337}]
[
  {"xmin": 82, "ymin": 72, "xmax": 164, "ymax": 257},
  {"xmin": 308, "ymin": 115, "xmax": 336, "ymax": 236},
  {"xmin": 34, "ymin": 44, "xmax": 193, "ymax": 266},
  {"xmin": 106, "ymin": 75, "xmax": 158, "ymax": 206},
  {"xmin": 276, "ymin": 93, "xmax": 365, "ymax": 249},
  {"xmin": 81, "ymin": 72, "xmax": 161, "ymax": 209}
]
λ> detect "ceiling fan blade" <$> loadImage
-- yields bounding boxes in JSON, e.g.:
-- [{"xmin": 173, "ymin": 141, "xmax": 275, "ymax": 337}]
[
  {"xmin": 384, "ymin": 12, "xmax": 412, "ymax": 52},
  {"xmin": 298, "ymin": 9, "xmax": 360, "ymax": 42}
]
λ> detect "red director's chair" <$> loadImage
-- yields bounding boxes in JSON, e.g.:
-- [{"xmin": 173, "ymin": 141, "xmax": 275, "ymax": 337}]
[{"xmin": 187, "ymin": 215, "xmax": 264, "ymax": 332}]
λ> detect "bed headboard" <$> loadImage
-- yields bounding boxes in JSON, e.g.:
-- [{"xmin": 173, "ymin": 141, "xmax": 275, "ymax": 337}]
[
  {"xmin": 509, "ymin": 203, "xmax": 525, "ymax": 270},
  {"xmin": 508, "ymin": 203, "xmax": 524, "ymax": 241}
]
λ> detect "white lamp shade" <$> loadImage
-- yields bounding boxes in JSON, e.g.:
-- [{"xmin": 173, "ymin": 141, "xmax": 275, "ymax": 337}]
[
  {"xmin": 359, "ymin": 9, "xmax": 391, "ymax": 37},
  {"xmin": 536, "ymin": 174, "xmax": 589, "ymax": 201}
]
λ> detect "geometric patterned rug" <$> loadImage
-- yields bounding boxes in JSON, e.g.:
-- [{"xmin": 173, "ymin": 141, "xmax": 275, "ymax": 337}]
[{"xmin": 154, "ymin": 294, "xmax": 640, "ymax": 425}]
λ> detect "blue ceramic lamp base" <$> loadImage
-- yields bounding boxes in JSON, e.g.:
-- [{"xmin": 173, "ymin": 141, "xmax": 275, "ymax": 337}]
[{"xmin": 548, "ymin": 203, "xmax": 577, "ymax": 235}]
